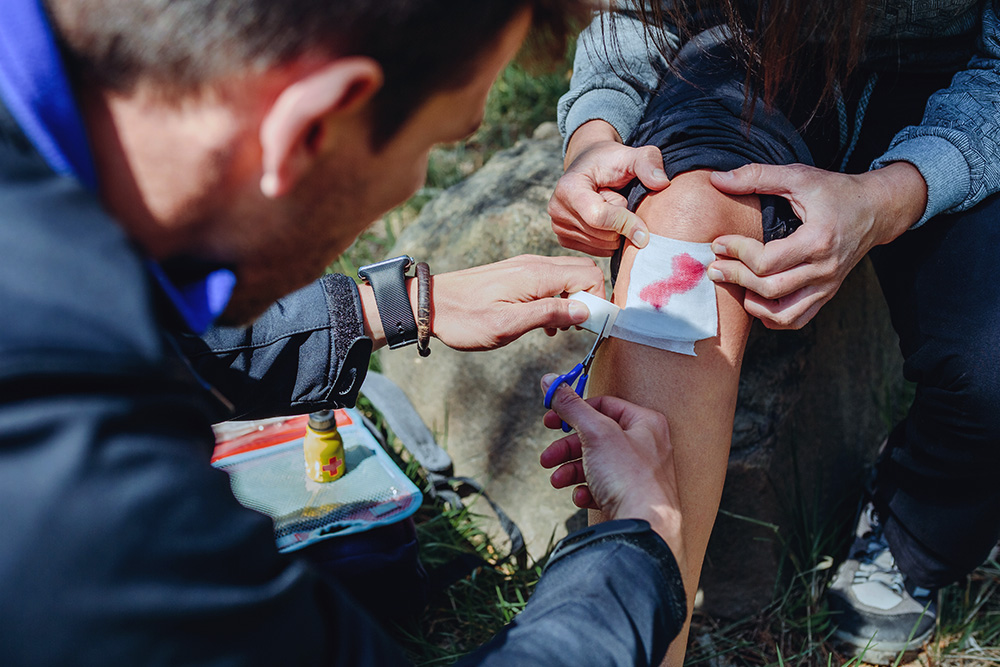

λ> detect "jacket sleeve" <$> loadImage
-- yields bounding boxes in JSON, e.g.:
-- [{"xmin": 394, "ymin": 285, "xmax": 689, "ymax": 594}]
[
  {"xmin": 456, "ymin": 520, "xmax": 687, "ymax": 667},
  {"xmin": 178, "ymin": 273, "xmax": 374, "ymax": 420},
  {"xmin": 871, "ymin": 1, "xmax": 1000, "ymax": 226},
  {"xmin": 557, "ymin": 7, "xmax": 675, "ymax": 155}
]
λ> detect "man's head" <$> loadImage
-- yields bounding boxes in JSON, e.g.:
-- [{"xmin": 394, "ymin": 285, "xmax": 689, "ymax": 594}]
[
  {"xmin": 45, "ymin": 0, "xmax": 586, "ymax": 322},
  {"xmin": 46, "ymin": 0, "xmax": 580, "ymax": 150}
]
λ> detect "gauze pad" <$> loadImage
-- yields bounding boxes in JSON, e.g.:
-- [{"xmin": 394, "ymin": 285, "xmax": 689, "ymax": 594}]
[
  {"xmin": 614, "ymin": 235, "xmax": 718, "ymax": 355},
  {"xmin": 568, "ymin": 235, "xmax": 718, "ymax": 356}
]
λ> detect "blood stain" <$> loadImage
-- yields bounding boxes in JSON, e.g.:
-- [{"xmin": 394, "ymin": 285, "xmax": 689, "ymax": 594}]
[{"xmin": 639, "ymin": 253, "xmax": 705, "ymax": 310}]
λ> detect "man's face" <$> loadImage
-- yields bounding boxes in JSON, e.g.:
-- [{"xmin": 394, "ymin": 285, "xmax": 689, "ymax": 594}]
[{"xmin": 222, "ymin": 9, "xmax": 531, "ymax": 322}]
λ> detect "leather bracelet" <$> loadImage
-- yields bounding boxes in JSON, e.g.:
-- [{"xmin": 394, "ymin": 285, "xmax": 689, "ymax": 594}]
[{"xmin": 415, "ymin": 262, "xmax": 431, "ymax": 357}]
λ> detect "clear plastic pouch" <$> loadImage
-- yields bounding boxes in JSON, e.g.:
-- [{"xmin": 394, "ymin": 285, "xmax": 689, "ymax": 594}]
[{"xmin": 212, "ymin": 408, "xmax": 422, "ymax": 553}]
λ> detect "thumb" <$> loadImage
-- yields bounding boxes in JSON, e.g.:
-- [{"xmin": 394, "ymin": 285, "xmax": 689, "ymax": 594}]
[
  {"xmin": 710, "ymin": 163, "xmax": 790, "ymax": 196},
  {"xmin": 541, "ymin": 373, "xmax": 604, "ymax": 433},
  {"xmin": 518, "ymin": 298, "xmax": 590, "ymax": 333},
  {"xmin": 632, "ymin": 145, "xmax": 671, "ymax": 192}
]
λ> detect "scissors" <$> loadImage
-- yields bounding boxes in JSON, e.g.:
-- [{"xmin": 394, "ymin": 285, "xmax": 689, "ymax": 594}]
[{"xmin": 544, "ymin": 315, "xmax": 613, "ymax": 433}]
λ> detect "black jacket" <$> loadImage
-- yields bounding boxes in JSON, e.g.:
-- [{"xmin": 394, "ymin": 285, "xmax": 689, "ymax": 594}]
[{"xmin": 0, "ymin": 96, "xmax": 684, "ymax": 665}]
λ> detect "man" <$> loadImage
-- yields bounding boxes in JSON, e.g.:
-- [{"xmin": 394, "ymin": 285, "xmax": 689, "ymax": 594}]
[{"xmin": 0, "ymin": 0, "xmax": 690, "ymax": 664}]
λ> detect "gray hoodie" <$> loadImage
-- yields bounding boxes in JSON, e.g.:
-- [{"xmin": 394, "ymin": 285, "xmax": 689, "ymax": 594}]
[{"xmin": 558, "ymin": 0, "xmax": 997, "ymax": 226}]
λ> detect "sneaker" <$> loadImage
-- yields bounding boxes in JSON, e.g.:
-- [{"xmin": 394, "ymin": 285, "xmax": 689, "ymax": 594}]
[{"xmin": 827, "ymin": 502, "xmax": 936, "ymax": 664}]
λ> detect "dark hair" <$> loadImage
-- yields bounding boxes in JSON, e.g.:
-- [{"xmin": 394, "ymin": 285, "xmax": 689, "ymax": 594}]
[
  {"xmin": 44, "ymin": 0, "xmax": 588, "ymax": 147},
  {"xmin": 631, "ymin": 0, "xmax": 871, "ymax": 113}
]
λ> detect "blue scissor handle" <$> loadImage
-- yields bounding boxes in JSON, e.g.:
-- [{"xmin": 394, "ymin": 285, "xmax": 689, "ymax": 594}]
[{"xmin": 544, "ymin": 363, "xmax": 588, "ymax": 432}]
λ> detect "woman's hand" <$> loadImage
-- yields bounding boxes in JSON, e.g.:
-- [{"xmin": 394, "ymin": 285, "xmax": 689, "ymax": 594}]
[
  {"xmin": 548, "ymin": 120, "xmax": 670, "ymax": 256},
  {"xmin": 707, "ymin": 162, "xmax": 926, "ymax": 329},
  {"xmin": 426, "ymin": 254, "xmax": 605, "ymax": 351},
  {"xmin": 540, "ymin": 375, "xmax": 683, "ymax": 565}
]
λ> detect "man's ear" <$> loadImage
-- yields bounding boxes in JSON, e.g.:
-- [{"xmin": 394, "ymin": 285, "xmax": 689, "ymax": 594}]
[{"xmin": 259, "ymin": 57, "xmax": 383, "ymax": 198}]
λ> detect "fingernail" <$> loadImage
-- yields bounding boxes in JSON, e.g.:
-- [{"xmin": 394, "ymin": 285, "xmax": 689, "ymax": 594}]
[
  {"xmin": 568, "ymin": 301, "xmax": 589, "ymax": 322},
  {"xmin": 712, "ymin": 242, "xmax": 727, "ymax": 255},
  {"xmin": 632, "ymin": 229, "xmax": 649, "ymax": 247},
  {"xmin": 541, "ymin": 373, "xmax": 558, "ymax": 390},
  {"xmin": 707, "ymin": 267, "xmax": 724, "ymax": 282},
  {"xmin": 653, "ymin": 168, "xmax": 668, "ymax": 181},
  {"xmin": 713, "ymin": 170, "xmax": 735, "ymax": 181}
]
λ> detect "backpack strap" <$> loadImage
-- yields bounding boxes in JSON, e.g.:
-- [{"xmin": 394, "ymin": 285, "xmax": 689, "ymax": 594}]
[{"xmin": 360, "ymin": 371, "xmax": 526, "ymax": 565}]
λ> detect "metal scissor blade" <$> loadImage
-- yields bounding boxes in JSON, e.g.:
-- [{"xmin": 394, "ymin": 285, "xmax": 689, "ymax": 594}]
[
  {"xmin": 581, "ymin": 315, "xmax": 612, "ymax": 370},
  {"xmin": 596, "ymin": 311, "xmax": 615, "ymax": 340}
]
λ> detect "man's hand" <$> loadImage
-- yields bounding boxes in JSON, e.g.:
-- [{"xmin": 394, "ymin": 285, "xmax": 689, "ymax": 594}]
[
  {"xmin": 428, "ymin": 255, "xmax": 605, "ymax": 351},
  {"xmin": 540, "ymin": 376, "xmax": 683, "ymax": 565},
  {"xmin": 548, "ymin": 120, "xmax": 670, "ymax": 256},
  {"xmin": 706, "ymin": 162, "xmax": 926, "ymax": 329}
]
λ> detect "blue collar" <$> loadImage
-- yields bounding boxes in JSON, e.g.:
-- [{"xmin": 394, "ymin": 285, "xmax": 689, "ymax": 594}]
[{"xmin": 0, "ymin": 0, "xmax": 234, "ymax": 334}]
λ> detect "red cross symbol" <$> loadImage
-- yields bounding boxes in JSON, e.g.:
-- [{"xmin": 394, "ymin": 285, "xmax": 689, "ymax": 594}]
[{"xmin": 322, "ymin": 457, "xmax": 341, "ymax": 476}]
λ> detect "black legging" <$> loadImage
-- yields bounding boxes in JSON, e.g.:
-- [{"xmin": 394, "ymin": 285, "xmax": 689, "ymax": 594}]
[{"xmin": 622, "ymin": 33, "xmax": 1000, "ymax": 590}]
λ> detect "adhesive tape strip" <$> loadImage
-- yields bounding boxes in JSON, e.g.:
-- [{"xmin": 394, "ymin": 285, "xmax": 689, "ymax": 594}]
[{"xmin": 567, "ymin": 290, "xmax": 620, "ymax": 334}]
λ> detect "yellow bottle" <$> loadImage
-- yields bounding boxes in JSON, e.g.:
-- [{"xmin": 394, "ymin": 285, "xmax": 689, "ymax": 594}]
[{"xmin": 303, "ymin": 410, "xmax": 346, "ymax": 482}]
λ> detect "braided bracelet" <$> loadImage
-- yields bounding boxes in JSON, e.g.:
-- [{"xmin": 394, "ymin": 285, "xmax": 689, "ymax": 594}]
[{"xmin": 415, "ymin": 262, "xmax": 432, "ymax": 357}]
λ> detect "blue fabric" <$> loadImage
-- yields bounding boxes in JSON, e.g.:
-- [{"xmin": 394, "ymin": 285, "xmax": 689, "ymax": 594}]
[
  {"xmin": 146, "ymin": 260, "xmax": 237, "ymax": 335},
  {"xmin": 0, "ymin": 0, "xmax": 233, "ymax": 333},
  {"xmin": 0, "ymin": 0, "xmax": 96, "ymax": 190}
]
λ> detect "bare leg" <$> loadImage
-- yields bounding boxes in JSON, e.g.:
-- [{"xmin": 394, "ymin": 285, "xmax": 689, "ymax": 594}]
[{"xmin": 588, "ymin": 170, "xmax": 762, "ymax": 666}]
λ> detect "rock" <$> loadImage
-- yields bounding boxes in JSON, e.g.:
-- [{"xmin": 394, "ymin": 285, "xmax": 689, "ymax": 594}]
[{"xmin": 380, "ymin": 127, "xmax": 904, "ymax": 618}]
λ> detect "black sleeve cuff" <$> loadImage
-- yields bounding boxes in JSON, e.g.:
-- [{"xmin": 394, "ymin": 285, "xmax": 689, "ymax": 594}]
[{"xmin": 318, "ymin": 273, "xmax": 372, "ymax": 408}]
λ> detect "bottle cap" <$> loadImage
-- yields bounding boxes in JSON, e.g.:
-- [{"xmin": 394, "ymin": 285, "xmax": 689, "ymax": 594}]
[{"xmin": 308, "ymin": 410, "xmax": 336, "ymax": 432}]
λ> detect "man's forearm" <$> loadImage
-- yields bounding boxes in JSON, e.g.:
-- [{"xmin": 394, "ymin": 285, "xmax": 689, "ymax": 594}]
[{"xmin": 457, "ymin": 520, "xmax": 687, "ymax": 667}]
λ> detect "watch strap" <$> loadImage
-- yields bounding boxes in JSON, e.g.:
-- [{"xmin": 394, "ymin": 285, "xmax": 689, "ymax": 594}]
[{"xmin": 359, "ymin": 256, "xmax": 418, "ymax": 349}]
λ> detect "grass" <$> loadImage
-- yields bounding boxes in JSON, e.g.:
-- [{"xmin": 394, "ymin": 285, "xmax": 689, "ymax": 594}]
[
  {"xmin": 331, "ymin": 57, "xmax": 573, "ymax": 282},
  {"xmin": 336, "ymin": 57, "xmax": 1000, "ymax": 667}
]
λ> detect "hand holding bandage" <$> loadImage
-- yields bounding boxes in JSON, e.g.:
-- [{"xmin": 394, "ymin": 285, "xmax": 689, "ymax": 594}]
[
  {"xmin": 708, "ymin": 162, "xmax": 926, "ymax": 329},
  {"xmin": 549, "ymin": 120, "xmax": 671, "ymax": 256}
]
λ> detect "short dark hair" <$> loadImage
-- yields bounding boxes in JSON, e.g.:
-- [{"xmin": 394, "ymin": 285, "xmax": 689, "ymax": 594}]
[{"xmin": 44, "ymin": 0, "xmax": 587, "ymax": 147}]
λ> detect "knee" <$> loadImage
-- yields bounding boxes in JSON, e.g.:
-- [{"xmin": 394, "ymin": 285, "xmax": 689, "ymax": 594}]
[{"xmin": 634, "ymin": 169, "xmax": 762, "ymax": 243}]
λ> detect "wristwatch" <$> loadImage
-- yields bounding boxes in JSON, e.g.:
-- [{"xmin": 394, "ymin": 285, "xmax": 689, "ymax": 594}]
[{"xmin": 358, "ymin": 255, "xmax": 418, "ymax": 349}]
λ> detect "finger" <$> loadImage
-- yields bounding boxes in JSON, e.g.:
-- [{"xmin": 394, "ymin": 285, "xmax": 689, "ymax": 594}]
[
  {"xmin": 630, "ymin": 145, "xmax": 671, "ymax": 192},
  {"xmin": 549, "ymin": 461, "xmax": 586, "ymax": 489},
  {"xmin": 555, "ymin": 238, "xmax": 617, "ymax": 258},
  {"xmin": 548, "ymin": 194, "xmax": 622, "ymax": 251},
  {"xmin": 526, "ymin": 259, "xmax": 607, "ymax": 297},
  {"xmin": 599, "ymin": 189, "xmax": 628, "ymax": 207},
  {"xmin": 552, "ymin": 225, "xmax": 623, "ymax": 254},
  {"xmin": 542, "ymin": 383, "xmax": 647, "ymax": 430},
  {"xmin": 709, "ymin": 163, "xmax": 810, "ymax": 197},
  {"xmin": 708, "ymin": 258, "xmax": 817, "ymax": 300},
  {"xmin": 563, "ymin": 186, "xmax": 650, "ymax": 249},
  {"xmin": 743, "ymin": 286, "xmax": 825, "ymax": 330},
  {"xmin": 543, "ymin": 409, "xmax": 564, "ymax": 430},
  {"xmin": 543, "ymin": 378, "xmax": 662, "ymax": 440},
  {"xmin": 713, "ymin": 234, "xmax": 816, "ymax": 277},
  {"xmin": 540, "ymin": 434, "xmax": 583, "ymax": 469},
  {"xmin": 544, "ymin": 381, "xmax": 602, "ymax": 433},
  {"xmin": 510, "ymin": 297, "xmax": 592, "ymax": 335},
  {"xmin": 572, "ymin": 485, "xmax": 600, "ymax": 510}
]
